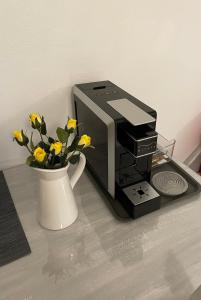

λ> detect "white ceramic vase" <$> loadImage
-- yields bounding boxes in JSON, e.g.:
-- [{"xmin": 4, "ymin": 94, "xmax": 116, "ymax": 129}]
[{"xmin": 33, "ymin": 153, "xmax": 86, "ymax": 230}]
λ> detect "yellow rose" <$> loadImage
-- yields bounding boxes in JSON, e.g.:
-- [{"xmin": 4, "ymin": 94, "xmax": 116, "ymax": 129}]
[
  {"xmin": 50, "ymin": 142, "xmax": 62, "ymax": 155},
  {"xmin": 67, "ymin": 118, "xmax": 77, "ymax": 129},
  {"xmin": 78, "ymin": 134, "xmax": 91, "ymax": 148},
  {"xmin": 29, "ymin": 113, "xmax": 42, "ymax": 125},
  {"xmin": 33, "ymin": 147, "xmax": 46, "ymax": 162},
  {"xmin": 13, "ymin": 130, "xmax": 23, "ymax": 142}
]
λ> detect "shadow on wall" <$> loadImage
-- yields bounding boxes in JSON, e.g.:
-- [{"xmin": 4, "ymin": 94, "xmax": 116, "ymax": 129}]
[
  {"xmin": 174, "ymin": 112, "xmax": 201, "ymax": 162},
  {"xmin": 0, "ymin": 86, "xmax": 73, "ymax": 169}
]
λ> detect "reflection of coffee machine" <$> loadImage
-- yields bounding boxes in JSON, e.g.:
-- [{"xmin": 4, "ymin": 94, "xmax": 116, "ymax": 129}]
[{"xmin": 73, "ymin": 81, "xmax": 201, "ymax": 219}]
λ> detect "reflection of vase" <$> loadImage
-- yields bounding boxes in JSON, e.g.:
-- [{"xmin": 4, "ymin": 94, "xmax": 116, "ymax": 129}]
[{"xmin": 33, "ymin": 153, "xmax": 86, "ymax": 230}]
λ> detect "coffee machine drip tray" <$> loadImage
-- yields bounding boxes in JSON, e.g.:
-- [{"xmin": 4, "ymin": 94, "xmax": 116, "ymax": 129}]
[
  {"xmin": 121, "ymin": 181, "xmax": 160, "ymax": 218},
  {"xmin": 123, "ymin": 181, "xmax": 159, "ymax": 206}
]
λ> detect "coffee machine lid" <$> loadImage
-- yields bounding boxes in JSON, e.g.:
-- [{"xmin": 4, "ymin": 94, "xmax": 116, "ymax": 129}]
[{"xmin": 107, "ymin": 98, "xmax": 155, "ymax": 126}]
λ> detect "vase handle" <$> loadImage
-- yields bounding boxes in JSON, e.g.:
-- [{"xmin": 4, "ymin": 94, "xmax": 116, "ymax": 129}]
[{"xmin": 70, "ymin": 153, "xmax": 86, "ymax": 189}]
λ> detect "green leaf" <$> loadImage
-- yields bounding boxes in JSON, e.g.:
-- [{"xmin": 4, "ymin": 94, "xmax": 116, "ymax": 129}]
[
  {"xmin": 14, "ymin": 138, "xmax": 24, "ymax": 147},
  {"xmin": 68, "ymin": 154, "xmax": 80, "ymax": 165},
  {"xmin": 63, "ymin": 147, "xmax": 69, "ymax": 155},
  {"xmin": 48, "ymin": 136, "xmax": 54, "ymax": 144},
  {"xmin": 56, "ymin": 127, "xmax": 69, "ymax": 143},
  {"xmin": 77, "ymin": 144, "xmax": 84, "ymax": 151},
  {"xmin": 30, "ymin": 123, "xmax": 36, "ymax": 129},
  {"xmin": 35, "ymin": 118, "xmax": 41, "ymax": 130},
  {"xmin": 30, "ymin": 160, "xmax": 42, "ymax": 168},
  {"xmin": 50, "ymin": 149, "xmax": 56, "ymax": 156},
  {"xmin": 60, "ymin": 153, "xmax": 67, "ymax": 166},
  {"xmin": 21, "ymin": 130, "xmax": 29, "ymax": 145},
  {"xmin": 41, "ymin": 122, "xmax": 47, "ymax": 135},
  {"xmin": 26, "ymin": 156, "xmax": 34, "ymax": 166},
  {"xmin": 29, "ymin": 115, "xmax": 36, "ymax": 129},
  {"xmin": 65, "ymin": 125, "xmax": 74, "ymax": 134},
  {"xmin": 40, "ymin": 116, "xmax": 47, "ymax": 135},
  {"xmin": 54, "ymin": 156, "xmax": 61, "ymax": 164}
]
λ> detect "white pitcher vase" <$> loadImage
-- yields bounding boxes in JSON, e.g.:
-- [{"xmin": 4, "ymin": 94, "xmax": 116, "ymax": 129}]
[{"xmin": 33, "ymin": 153, "xmax": 86, "ymax": 230}]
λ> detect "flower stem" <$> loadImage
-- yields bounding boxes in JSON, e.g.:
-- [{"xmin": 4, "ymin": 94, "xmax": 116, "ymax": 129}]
[
  {"xmin": 67, "ymin": 149, "xmax": 78, "ymax": 163},
  {"xmin": 51, "ymin": 155, "xmax": 55, "ymax": 168},
  {"xmin": 25, "ymin": 145, "xmax": 32, "ymax": 155},
  {"xmin": 40, "ymin": 132, "xmax": 44, "ymax": 142},
  {"xmin": 37, "ymin": 128, "xmax": 44, "ymax": 142}
]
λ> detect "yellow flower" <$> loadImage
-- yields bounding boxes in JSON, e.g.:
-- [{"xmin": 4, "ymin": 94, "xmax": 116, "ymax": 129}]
[
  {"xmin": 33, "ymin": 147, "xmax": 46, "ymax": 162},
  {"xmin": 50, "ymin": 142, "xmax": 63, "ymax": 155},
  {"xmin": 78, "ymin": 134, "xmax": 91, "ymax": 148},
  {"xmin": 13, "ymin": 130, "xmax": 23, "ymax": 142},
  {"xmin": 29, "ymin": 113, "xmax": 42, "ymax": 125},
  {"xmin": 67, "ymin": 118, "xmax": 77, "ymax": 129}
]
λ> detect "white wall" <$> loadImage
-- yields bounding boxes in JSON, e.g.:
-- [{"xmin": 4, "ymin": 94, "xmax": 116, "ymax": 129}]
[{"xmin": 0, "ymin": 0, "xmax": 200, "ymax": 169}]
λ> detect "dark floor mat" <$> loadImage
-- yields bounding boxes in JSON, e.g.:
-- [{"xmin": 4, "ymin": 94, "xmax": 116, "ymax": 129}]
[{"xmin": 0, "ymin": 171, "xmax": 31, "ymax": 267}]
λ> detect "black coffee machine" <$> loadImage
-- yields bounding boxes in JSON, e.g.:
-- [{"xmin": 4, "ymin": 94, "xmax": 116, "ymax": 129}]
[{"xmin": 73, "ymin": 81, "xmax": 201, "ymax": 219}]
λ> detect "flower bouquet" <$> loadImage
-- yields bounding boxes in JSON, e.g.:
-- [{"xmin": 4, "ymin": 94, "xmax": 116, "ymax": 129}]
[
  {"xmin": 13, "ymin": 113, "xmax": 92, "ymax": 169},
  {"xmin": 12, "ymin": 113, "xmax": 93, "ymax": 230}
]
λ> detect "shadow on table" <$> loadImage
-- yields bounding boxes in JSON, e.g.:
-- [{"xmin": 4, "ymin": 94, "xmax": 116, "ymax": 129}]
[
  {"xmin": 190, "ymin": 285, "xmax": 201, "ymax": 300},
  {"xmin": 80, "ymin": 171, "xmax": 159, "ymax": 267},
  {"xmin": 165, "ymin": 251, "xmax": 194, "ymax": 300}
]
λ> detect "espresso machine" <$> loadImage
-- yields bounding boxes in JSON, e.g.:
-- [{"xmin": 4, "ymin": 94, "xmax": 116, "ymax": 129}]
[{"xmin": 73, "ymin": 81, "xmax": 201, "ymax": 219}]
